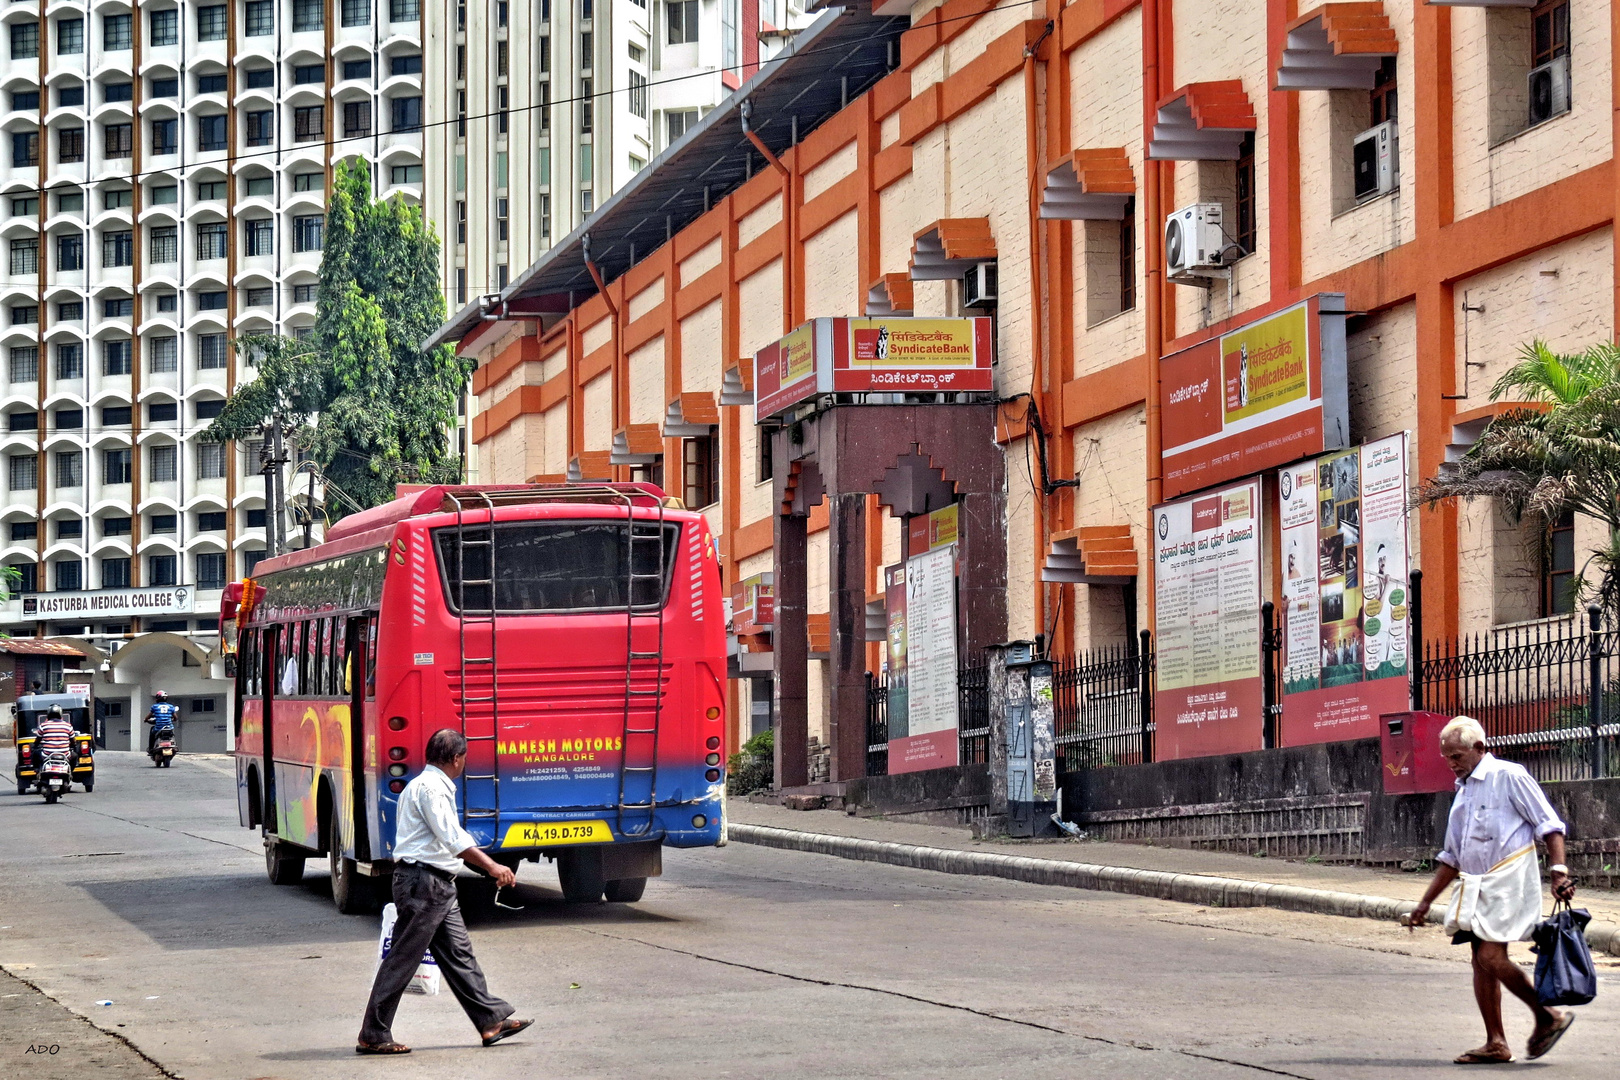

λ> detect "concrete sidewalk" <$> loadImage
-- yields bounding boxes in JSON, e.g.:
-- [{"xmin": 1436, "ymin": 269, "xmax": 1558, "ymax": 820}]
[{"xmin": 727, "ymin": 800, "xmax": 1620, "ymax": 954}]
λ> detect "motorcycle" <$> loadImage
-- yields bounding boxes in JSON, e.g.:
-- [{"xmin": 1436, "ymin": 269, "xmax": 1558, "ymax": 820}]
[
  {"xmin": 38, "ymin": 750, "xmax": 71, "ymax": 803},
  {"xmin": 150, "ymin": 732, "xmax": 176, "ymax": 768}
]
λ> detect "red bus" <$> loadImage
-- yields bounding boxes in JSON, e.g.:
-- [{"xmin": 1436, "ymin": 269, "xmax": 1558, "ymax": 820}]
[{"xmin": 227, "ymin": 483, "xmax": 727, "ymax": 912}]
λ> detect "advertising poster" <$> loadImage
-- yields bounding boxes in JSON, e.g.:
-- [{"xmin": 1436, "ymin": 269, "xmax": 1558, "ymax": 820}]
[
  {"xmin": 1159, "ymin": 294, "xmax": 1349, "ymax": 499},
  {"xmin": 1152, "ymin": 479, "xmax": 1265, "ymax": 759},
  {"xmin": 884, "ymin": 562, "xmax": 909, "ymax": 742},
  {"xmin": 890, "ymin": 544, "xmax": 960, "ymax": 774},
  {"xmin": 1277, "ymin": 433, "xmax": 1411, "ymax": 744}
]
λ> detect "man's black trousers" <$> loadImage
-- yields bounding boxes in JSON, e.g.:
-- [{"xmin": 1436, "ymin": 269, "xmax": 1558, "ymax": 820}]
[{"xmin": 359, "ymin": 862, "xmax": 513, "ymax": 1044}]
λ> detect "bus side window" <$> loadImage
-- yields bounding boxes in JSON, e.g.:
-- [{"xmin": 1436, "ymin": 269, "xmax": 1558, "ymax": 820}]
[
  {"xmin": 333, "ymin": 621, "xmax": 349, "ymax": 697},
  {"xmin": 320, "ymin": 617, "xmax": 335, "ymax": 697}
]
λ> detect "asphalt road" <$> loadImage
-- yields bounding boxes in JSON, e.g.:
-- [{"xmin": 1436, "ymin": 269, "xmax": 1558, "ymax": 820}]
[{"xmin": 2, "ymin": 752, "xmax": 1618, "ymax": 1080}]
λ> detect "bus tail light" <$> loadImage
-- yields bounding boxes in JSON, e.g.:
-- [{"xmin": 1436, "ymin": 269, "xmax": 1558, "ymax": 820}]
[
  {"xmin": 705, "ymin": 706, "xmax": 721, "ymax": 720},
  {"xmin": 388, "ymin": 747, "xmax": 407, "ymax": 761},
  {"xmin": 388, "ymin": 764, "xmax": 407, "ymax": 777},
  {"xmin": 706, "ymin": 736, "xmax": 720, "ymax": 750},
  {"xmin": 692, "ymin": 815, "xmax": 707, "ymax": 828},
  {"xmin": 388, "ymin": 716, "xmax": 407, "ymax": 731},
  {"xmin": 705, "ymin": 753, "xmax": 720, "ymax": 766},
  {"xmin": 388, "ymin": 780, "xmax": 405, "ymax": 793},
  {"xmin": 705, "ymin": 768, "xmax": 720, "ymax": 782}
]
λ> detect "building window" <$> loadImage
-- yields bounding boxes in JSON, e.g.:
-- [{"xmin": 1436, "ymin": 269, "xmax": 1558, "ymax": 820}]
[
  {"xmin": 390, "ymin": 164, "xmax": 423, "ymax": 185},
  {"xmin": 390, "ymin": 0, "xmax": 419, "ymax": 20},
  {"xmin": 391, "ymin": 96, "xmax": 423, "ymax": 132},
  {"xmin": 243, "ymin": 110, "xmax": 273, "ymax": 147},
  {"xmin": 56, "ymin": 450, "xmax": 82, "ymax": 488},
  {"xmin": 1234, "ymin": 133, "xmax": 1256, "ymax": 256},
  {"xmin": 244, "ymin": 218, "xmax": 273, "ymax": 256},
  {"xmin": 580, "ymin": 78, "xmax": 593, "ymax": 132},
  {"xmin": 8, "ymin": 411, "xmax": 35, "ymax": 432},
  {"xmin": 539, "ymin": 194, "xmax": 551, "ymax": 238},
  {"xmin": 294, "ymin": 106, "xmax": 325, "ymax": 142},
  {"xmin": 9, "ymin": 346, "xmax": 38, "ymax": 382},
  {"xmin": 9, "ymin": 454, "xmax": 37, "ymax": 491},
  {"xmin": 9, "ymin": 239, "xmax": 37, "ymax": 276},
  {"xmin": 539, "ymin": 83, "xmax": 551, "ymax": 132},
  {"xmin": 153, "ymin": 76, "xmax": 179, "ymax": 98},
  {"xmin": 456, "ymin": 268, "xmax": 467, "ymax": 305},
  {"xmin": 105, "ymin": 82, "xmax": 133, "ymax": 103},
  {"xmin": 196, "ymin": 553, "xmax": 227, "ymax": 590},
  {"xmin": 198, "ymin": 5, "xmax": 227, "ymax": 39},
  {"xmin": 293, "ymin": 64, "xmax": 324, "ymax": 85},
  {"xmin": 56, "ymin": 344, "xmax": 82, "ymax": 379},
  {"xmin": 103, "ymin": 406, "xmax": 132, "ymax": 426},
  {"xmin": 148, "ymin": 554, "xmax": 177, "ymax": 587},
  {"xmin": 245, "ymin": 0, "xmax": 274, "ymax": 36},
  {"xmin": 344, "ymin": 58, "xmax": 371, "ymax": 80},
  {"xmin": 58, "ymin": 86, "xmax": 83, "ymax": 108},
  {"xmin": 667, "ymin": 0, "xmax": 698, "ymax": 44},
  {"xmin": 103, "ymin": 230, "xmax": 135, "ymax": 267},
  {"xmin": 629, "ymin": 71, "xmax": 648, "ymax": 119},
  {"xmin": 391, "ymin": 54, "xmax": 421, "ymax": 76},
  {"xmin": 343, "ymin": 101, "xmax": 372, "ymax": 138},
  {"xmin": 497, "ymin": 39, "xmax": 509, "ymax": 76},
  {"xmin": 198, "ymin": 114, "xmax": 227, "ymax": 151},
  {"xmin": 150, "ymin": 9, "xmax": 178, "ymax": 46},
  {"xmin": 1540, "ymin": 509, "xmax": 1576, "ymax": 616},
  {"xmin": 57, "ymin": 127, "xmax": 84, "ymax": 163},
  {"xmin": 293, "ymin": 0, "xmax": 323, "ymax": 31},
  {"xmin": 55, "ymin": 560, "xmax": 82, "ymax": 592},
  {"xmin": 104, "ymin": 298, "xmax": 132, "ymax": 319},
  {"xmin": 498, "ymin": 87, "xmax": 509, "ymax": 135},
  {"xmin": 57, "ymin": 18, "xmax": 83, "ymax": 55},
  {"xmin": 293, "ymin": 215, "xmax": 324, "ymax": 253},
  {"xmin": 54, "ymin": 409, "xmax": 80, "ymax": 429},
  {"xmin": 1532, "ymin": 0, "xmax": 1570, "ymax": 68},
  {"xmin": 342, "ymin": 0, "xmax": 369, "ymax": 27},
  {"xmin": 102, "ymin": 339, "xmax": 132, "ymax": 376},
  {"xmin": 244, "ymin": 286, "xmax": 272, "ymax": 307},
  {"xmin": 197, "ymin": 443, "xmax": 226, "ymax": 480},
  {"xmin": 198, "ymin": 334, "xmax": 228, "ymax": 369},
  {"xmin": 151, "ymin": 118, "xmax": 178, "ymax": 155},
  {"xmin": 1369, "ymin": 56, "xmax": 1397, "ymax": 127},
  {"xmin": 496, "ymin": 198, "xmax": 509, "ymax": 242},
  {"xmin": 196, "ymin": 222, "xmax": 227, "ymax": 260},
  {"xmin": 103, "ymin": 13, "xmax": 132, "ymax": 50},
  {"xmin": 149, "ymin": 226, "xmax": 178, "ymax": 264},
  {"xmin": 11, "ymin": 132, "xmax": 37, "ymax": 168},
  {"xmin": 104, "ymin": 449, "xmax": 131, "ymax": 484},
  {"xmin": 581, "ymin": 189, "xmax": 593, "ymax": 215},
  {"xmin": 292, "ymin": 283, "xmax": 317, "ymax": 304},
  {"xmin": 11, "ymin": 22, "xmax": 39, "ymax": 60},
  {"xmin": 149, "ymin": 445, "xmax": 177, "ymax": 483},
  {"xmin": 101, "ymin": 557, "xmax": 130, "ymax": 589},
  {"xmin": 9, "ymin": 520, "xmax": 34, "ymax": 539},
  {"xmin": 684, "ymin": 430, "xmax": 719, "ymax": 509},
  {"xmin": 104, "ymin": 123, "xmax": 133, "ymax": 158},
  {"xmin": 667, "ymin": 109, "xmax": 697, "ymax": 144},
  {"xmin": 10, "ymin": 305, "xmax": 37, "ymax": 327},
  {"xmin": 198, "ymin": 291, "xmax": 226, "ymax": 311},
  {"xmin": 59, "ymin": 300, "xmax": 83, "ymax": 321},
  {"xmin": 149, "ymin": 336, "xmax": 178, "ymax": 373},
  {"xmin": 56, "ymin": 233, "xmax": 82, "ymax": 272}
]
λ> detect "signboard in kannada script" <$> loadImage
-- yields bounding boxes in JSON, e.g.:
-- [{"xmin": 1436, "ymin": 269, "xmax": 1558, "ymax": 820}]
[{"xmin": 1152, "ymin": 478, "xmax": 1265, "ymax": 760}]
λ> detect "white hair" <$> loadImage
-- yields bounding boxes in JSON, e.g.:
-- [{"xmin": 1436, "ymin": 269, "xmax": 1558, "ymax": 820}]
[{"xmin": 1440, "ymin": 715, "xmax": 1488, "ymax": 749}]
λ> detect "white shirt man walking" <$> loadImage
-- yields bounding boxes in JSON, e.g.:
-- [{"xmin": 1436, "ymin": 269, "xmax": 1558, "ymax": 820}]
[
  {"xmin": 357, "ymin": 728, "xmax": 533, "ymax": 1054},
  {"xmin": 1409, "ymin": 716, "xmax": 1578, "ymax": 1064}
]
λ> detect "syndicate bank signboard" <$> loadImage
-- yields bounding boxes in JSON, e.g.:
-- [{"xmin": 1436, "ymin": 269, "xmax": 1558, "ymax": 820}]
[
  {"xmin": 753, "ymin": 317, "xmax": 994, "ymax": 423},
  {"xmin": 1159, "ymin": 294, "xmax": 1349, "ymax": 500}
]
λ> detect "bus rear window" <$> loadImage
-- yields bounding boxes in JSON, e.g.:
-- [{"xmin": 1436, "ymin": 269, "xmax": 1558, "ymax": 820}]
[{"xmin": 434, "ymin": 521, "xmax": 679, "ymax": 614}]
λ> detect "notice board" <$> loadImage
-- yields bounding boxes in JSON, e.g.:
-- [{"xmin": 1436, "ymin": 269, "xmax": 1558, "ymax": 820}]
[{"xmin": 886, "ymin": 544, "xmax": 960, "ymax": 774}]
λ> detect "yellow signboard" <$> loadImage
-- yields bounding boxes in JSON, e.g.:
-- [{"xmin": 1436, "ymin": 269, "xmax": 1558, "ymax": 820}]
[
  {"xmin": 1220, "ymin": 303, "xmax": 1310, "ymax": 425},
  {"xmin": 782, "ymin": 323, "xmax": 816, "ymax": 383},
  {"xmin": 847, "ymin": 318, "xmax": 981, "ymax": 368},
  {"xmin": 500, "ymin": 820, "xmax": 613, "ymax": 848}
]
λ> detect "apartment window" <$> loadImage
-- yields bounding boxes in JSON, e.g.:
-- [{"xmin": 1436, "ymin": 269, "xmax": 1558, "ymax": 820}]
[
  {"xmin": 56, "ymin": 191, "xmax": 82, "ymax": 212},
  {"xmin": 197, "ymin": 73, "xmax": 227, "ymax": 94},
  {"xmin": 151, "ymin": 184, "xmax": 177, "ymax": 205},
  {"xmin": 667, "ymin": 109, "xmax": 697, "ymax": 143},
  {"xmin": 1369, "ymin": 56, "xmax": 1397, "ymax": 127},
  {"xmin": 104, "ymin": 448, "xmax": 131, "ymax": 484},
  {"xmin": 55, "ymin": 233, "xmax": 83, "ymax": 272},
  {"xmin": 150, "ymin": 9, "xmax": 178, "ymax": 46},
  {"xmin": 343, "ymin": 101, "xmax": 371, "ymax": 138},
  {"xmin": 104, "ymin": 82, "xmax": 133, "ymax": 103},
  {"xmin": 392, "ymin": 55, "xmax": 424, "ymax": 78},
  {"xmin": 103, "ymin": 406, "xmax": 132, "ymax": 426},
  {"xmin": 581, "ymin": 189, "xmax": 593, "ymax": 215},
  {"xmin": 11, "ymin": 22, "xmax": 39, "ymax": 60},
  {"xmin": 580, "ymin": 78, "xmax": 593, "ymax": 132},
  {"xmin": 497, "ymin": 264, "xmax": 509, "ymax": 288},
  {"xmin": 55, "ymin": 561, "xmax": 82, "ymax": 592},
  {"xmin": 10, "ymin": 521, "xmax": 35, "ymax": 541},
  {"xmin": 196, "ymin": 399, "xmax": 224, "ymax": 421},
  {"xmin": 101, "ymin": 558, "xmax": 130, "ymax": 589},
  {"xmin": 9, "ymin": 454, "xmax": 37, "ymax": 491},
  {"xmin": 497, "ymin": 40, "xmax": 509, "ymax": 76},
  {"xmin": 149, "ymin": 226, "xmax": 177, "ymax": 264},
  {"xmin": 9, "ymin": 239, "xmax": 37, "ymax": 276},
  {"xmin": 293, "ymin": 215, "xmax": 324, "ymax": 252},
  {"xmin": 8, "ymin": 411, "xmax": 35, "ymax": 432},
  {"xmin": 9, "ymin": 347, "xmax": 38, "ymax": 382},
  {"xmin": 389, "ymin": 0, "xmax": 419, "ymax": 19},
  {"xmin": 494, "ymin": 87, "xmax": 508, "ymax": 134},
  {"xmin": 629, "ymin": 71, "xmax": 648, "ymax": 118},
  {"xmin": 11, "ymin": 91, "xmax": 38, "ymax": 112},
  {"xmin": 198, "ymin": 114, "xmax": 227, "ymax": 151},
  {"xmin": 10, "ymin": 563, "xmax": 36, "ymax": 593},
  {"xmin": 540, "ymin": 194, "xmax": 551, "ymax": 238},
  {"xmin": 56, "ymin": 344, "xmax": 82, "ymax": 379},
  {"xmin": 390, "ymin": 164, "xmax": 423, "ymax": 185},
  {"xmin": 105, "ymin": 189, "xmax": 133, "ymax": 211},
  {"xmin": 391, "ymin": 96, "xmax": 422, "ymax": 132},
  {"xmin": 1537, "ymin": 509, "xmax": 1576, "ymax": 616},
  {"xmin": 103, "ymin": 516, "xmax": 131, "ymax": 536},
  {"xmin": 457, "ymin": 44, "xmax": 466, "ymax": 79},
  {"xmin": 1532, "ymin": 0, "xmax": 1570, "ymax": 67},
  {"xmin": 667, "ymin": 0, "xmax": 698, "ymax": 44},
  {"xmin": 54, "ymin": 409, "xmax": 81, "ymax": 431},
  {"xmin": 104, "ymin": 123, "xmax": 133, "ymax": 158},
  {"xmin": 199, "ymin": 334, "xmax": 228, "ymax": 368},
  {"xmin": 57, "ymin": 127, "xmax": 84, "ymax": 163},
  {"xmin": 153, "ymin": 76, "xmax": 179, "ymax": 98},
  {"xmin": 102, "ymin": 340, "xmax": 132, "ymax": 377},
  {"xmin": 1234, "ymin": 133, "xmax": 1256, "ymax": 256},
  {"xmin": 456, "ymin": 268, "xmax": 466, "ymax": 305},
  {"xmin": 540, "ymin": 36, "xmax": 550, "ymax": 72},
  {"xmin": 157, "ymin": 294, "xmax": 177, "ymax": 312},
  {"xmin": 198, "ymin": 5, "xmax": 227, "ymax": 40},
  {"xmin": 498, "ymin": 0, "xmax": 509, "ymax": 25},
  {"xmin": 148, "ymin": 336, "xmax": 177, "ymax": 373},
  {"xmin": 294, "ymin": 106, "xmax": 324, "ymax": 142},
  {"xmin": 684, "ymin": 430, "xmax": 719, "ymax": 509},
  {"xmin": 291, "ymin": 283, "xmax": 317, "ymax": 304},
  {"xmin": 344, "ymin": 59, "xmax": 371, "ymax": 80},
  {"xmin": 57, "ymin": 303, "xmax": 82, "ymax": 326},
  {"xmin": 245, "ymin": 0, "xmax": 274, "ymax": 36},
  {"xmin": 57, "ymin": 18, "xmax": 83, "ymax": 55},
  {"xmin": 10, "ymin": 305, "xmax": 36, "ymax": 327},
  {"xmin": 244, "ymin": 286, "xmax": 272, "ymax": 307},
  {"xmin": 58, "ymin": 86, "xmax": 83, "ymax": 108},
  {"xmin": 196, "ymin": 553, "xmax": 227, "ymax": 589},
  {"xmin": 103, "ymin": 13, "xmax": 132, "ymax": 50},
  {"xmin": 199, "ymin": 291, "xmax": 226, "ymax": 311},
  {"xmin": 152, "ymin": 118, "xmax": 178, "ymax": 155},
  {"xmin": 539, "ymin": 83, "xmax": 551, "ymax": 132},
  {"xmin": 197, "ymin": 443, "xmax": 227, "ymax": 480},
  {"xmin": 342, "ymin": 0, "xmax": 369, "ymax": 27},
  {"xmin": 104, "ymin": 298, "xmax": 132, "ymax": 318},
  {"xmin": 101, "ymin": 230, "xmax": 134, "ymax": 268},
  {"xmin": 246, "ymin": 68, "xmax": 274, "ymax": 89},
  {"xmin": 457, "ymin": 90, "xmax": 466, "ymax": 137},
  {"xmin": 244, "ymin": 218, "xmax": 273, "ymax": 256},
  {"xmin": 11, "ymin": 132, "xmax": 37, "ymax": 167},
  {"xmin": 293, "ymin": 0, "xmax": 323, "ymax": 32},
  {"xmin": 246, "ymin": 110, "xmax": 273, "ymax": 146},
  {"xmin": 294, "ymin": 64, "xmax": 324, "ymax": 85},
  {"xmin": 149, "ymin": 445, "xmax": 177, "ymax": 483},
  {"xmin": 496, "ymin": 198, "xmax": 509, "ymax": 242},
  {"xmin": 148, "ymin": 554, "xmax": 177, "ymax": 587},
  {"xmin": 56, "ymin": 451, "xmax": 82, "ymax": 488}
]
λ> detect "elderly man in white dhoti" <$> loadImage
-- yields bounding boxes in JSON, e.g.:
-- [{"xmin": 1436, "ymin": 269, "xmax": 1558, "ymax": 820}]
[{"xmin": 1409, "ymin": 716, "xmax": 1578, "ymax": 1064}]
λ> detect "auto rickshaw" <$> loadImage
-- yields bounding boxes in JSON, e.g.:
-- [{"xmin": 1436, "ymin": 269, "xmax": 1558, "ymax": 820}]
[{"xmin": 14, "ymin": 692, "xmax": 94, "ymax": 795}]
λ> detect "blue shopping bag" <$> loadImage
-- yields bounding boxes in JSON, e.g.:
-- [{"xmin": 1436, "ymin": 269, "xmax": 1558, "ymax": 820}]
[{"xmin": 1531, "ymin": 902, "xmax": 1597, "ymax": 1007}]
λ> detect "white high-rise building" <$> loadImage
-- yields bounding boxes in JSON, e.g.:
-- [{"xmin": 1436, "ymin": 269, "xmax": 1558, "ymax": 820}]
[{"xmin": 0, "ymin": 0, "xmax": 424, "ymax": 750}]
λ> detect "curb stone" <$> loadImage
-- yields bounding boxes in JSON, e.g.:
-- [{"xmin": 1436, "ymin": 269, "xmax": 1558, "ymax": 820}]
[{"xmin": 728, "ymin": 823, "xmax": 1620, "ymax": 957}]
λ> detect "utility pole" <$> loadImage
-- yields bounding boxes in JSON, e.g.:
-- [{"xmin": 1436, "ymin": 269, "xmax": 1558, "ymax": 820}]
[
  {"xmin": 260, "ymin": 419, "xmax": 291, "ymax": 557},
  {"xmin": 302, "ymin": 464, "xmax": 317, "ymax": 549}
]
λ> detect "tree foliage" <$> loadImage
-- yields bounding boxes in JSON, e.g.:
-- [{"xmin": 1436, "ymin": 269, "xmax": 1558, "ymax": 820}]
[
  {"xmin": 1416, "ymin": 340, "xmax": 1620, "ymax": 618},
  {"xmin": 204, "ymin": 159, "xmax": 471, "ymax": 516}
]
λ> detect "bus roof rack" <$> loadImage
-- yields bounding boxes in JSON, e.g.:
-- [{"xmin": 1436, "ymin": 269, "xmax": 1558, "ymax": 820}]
[{"xmin": 322, "ymin": 483, "xmax": 679, "ymax": 545}]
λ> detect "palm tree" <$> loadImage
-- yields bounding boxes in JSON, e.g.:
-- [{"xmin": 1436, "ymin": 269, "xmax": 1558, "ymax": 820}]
[{"xmin": 1416, "ymin": 340, "xmax": 1620, "ymax": 619}]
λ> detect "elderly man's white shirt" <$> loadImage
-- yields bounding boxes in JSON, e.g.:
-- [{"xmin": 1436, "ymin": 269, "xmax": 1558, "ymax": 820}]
[
  {"xmin": 1436, "ymin": 753, "xmax": 1564, "ymax": 875},
  {"xmin": 393, "ymin": 764, "xmax": 478, "ymax": 875}
]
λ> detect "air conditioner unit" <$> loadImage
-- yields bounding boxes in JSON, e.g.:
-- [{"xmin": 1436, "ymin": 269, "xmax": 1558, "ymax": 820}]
[
  {"xmin": 962, "ymin": 261, "xmax": 997, "ymax": 308},
  {"xmin": 1528, "ymin": 54, "xmax": 1571, "ymax": 128},
  {"xmin": 1352, "ymin": 119, "xmax": 1399, "ymax": 202},
  {"xmin": 1164, "ymin": 203, "xmax": 1226, "ymax": 284}
]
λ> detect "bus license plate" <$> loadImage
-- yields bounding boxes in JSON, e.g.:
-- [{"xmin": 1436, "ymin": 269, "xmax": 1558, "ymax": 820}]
[{"xmin": 500, "ymin": 820, "xmax": 613, "ymax": 848}]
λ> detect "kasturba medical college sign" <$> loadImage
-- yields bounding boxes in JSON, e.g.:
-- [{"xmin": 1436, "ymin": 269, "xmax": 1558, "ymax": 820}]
[
  {"xmin": 753, "ymin": 317, "xmax": 994, "ymax": 423},
  {"xmin": 1158, "ymin": 293, "xmax": 1350, "ymax": 500},
  {"xmin": 20, "ymin": 586, "xmax": 194, "ymax": 621}
]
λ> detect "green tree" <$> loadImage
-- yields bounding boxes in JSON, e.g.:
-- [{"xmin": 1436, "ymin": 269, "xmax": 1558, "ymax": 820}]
[{"xmin": 1417, "ymin": 340, "xmax": 1620, "ymax": 617}]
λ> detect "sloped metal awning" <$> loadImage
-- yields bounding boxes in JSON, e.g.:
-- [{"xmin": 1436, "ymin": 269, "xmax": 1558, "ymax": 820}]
[
  {"xmin": 864, "ymin": 272, "xmax": 914, "ymax": 315},
  {"xmin": 568, "ymin": 452, "xmax": 614, "ymax": 482},
  {"xmin": 428, "ymin": 4, "xmax": 908, "ymax": 352},
  {"xmin": 1039, "ymin": 147, "xmax": 1135, "ymax": 220},
  {"xmin": 1437, "ymin": 402, "xmax": 1549, "ymax": 481},
  {"xmin": 1041, "ymin": 525, "xmax": 1139, "ymax": 585},
  {"xmin": 1275, "ymin": 3, "xmax": 1397, "ymax": 92},
  {"xmin": 910, "ymin": 218, "xmax": 997, "ymax": 281},
  {"xmin": 610, "ymin": 424, "xmax": 664, "ymax": 465},
  {"xmin": 1146, "ymin": 81, "xmax": 1257, "ymax": 161},
  {"xmin": 664, "ymin": 392, "xmax": 720, "ymax": 436},
  {"xmin": 719, "ymin": 358, "xmax": 755, "ymax": 407}
]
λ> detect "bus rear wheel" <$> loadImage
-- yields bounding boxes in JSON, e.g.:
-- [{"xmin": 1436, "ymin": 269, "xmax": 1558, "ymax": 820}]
[
  {"xmin": 266, "ymin": 840, "xmax": 306, "ymax": 885},
  {"xmin": 556, "ymin": 850, "xmax": 604, "ymax": 903},
  {"xmin": 604, "ymin": 877, "xmax": 647, "ymax": 903},
  {"xmin": 329, "ymin": 818, "xmax": 375, "ymax": 914}
]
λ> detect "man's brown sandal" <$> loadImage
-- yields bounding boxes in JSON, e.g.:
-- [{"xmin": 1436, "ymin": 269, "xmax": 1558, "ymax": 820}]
[
  {"xmin": 356, "ymin": 1041, "xmax": 412, "ymax": 1055},
  {"xmin": 482, "ymin": 1017, "xmax": 534, "ymax": 1047},
  {"xmin": 1453, "ymin": 1047, "xmax": 1513, "ymax": 1064},
  {"xmin": 1527, "ymin": 1011, "xmax": 1574, "ymax": 1060}
]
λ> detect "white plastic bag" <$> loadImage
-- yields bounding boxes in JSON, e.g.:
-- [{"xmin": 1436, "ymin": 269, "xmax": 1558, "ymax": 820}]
[{"xmin": 377, "ymin": 902, "xmax": 440, "ymax": 996}]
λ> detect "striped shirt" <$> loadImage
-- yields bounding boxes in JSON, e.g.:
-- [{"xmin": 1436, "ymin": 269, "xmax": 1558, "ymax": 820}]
[{"xmin": 35, "ymin": 717, "xmax": 74, "ymax": 756}]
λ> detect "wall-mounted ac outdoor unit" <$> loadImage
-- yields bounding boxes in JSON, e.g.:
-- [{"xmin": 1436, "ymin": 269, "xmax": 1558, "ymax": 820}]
[
  {"xmin": 1352, "ymin": 119, "xmax": 1399, "ymax": 202},
  {"xmin": 962, "ymin": 261, "xmax": 998, "ymax": 308},
  {"xmin": 1164, "ymin": 203, "xmax": 1227, "ymax": 284},
  {"xmin": 1528, "ymin": 54, "xmax": 1571, "ymax": 128}
]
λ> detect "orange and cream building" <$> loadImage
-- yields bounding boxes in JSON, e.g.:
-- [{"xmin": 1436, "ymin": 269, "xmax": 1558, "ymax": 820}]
[{"xmin": 431, "ymin": 0, "xmax": 1616, "ymax": 777}]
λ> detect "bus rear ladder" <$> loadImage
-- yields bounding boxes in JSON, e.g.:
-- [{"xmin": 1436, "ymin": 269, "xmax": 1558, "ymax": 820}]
[
  {"xmin": 449, "ymin": 490, "xmax": 502, "ymax": 823},
  {"xmin": 617, "ymin": 497, "xmax": 668, "ymax": 838}
]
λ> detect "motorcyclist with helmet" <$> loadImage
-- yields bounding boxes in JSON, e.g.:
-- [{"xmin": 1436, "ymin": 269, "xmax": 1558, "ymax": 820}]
[
  {"xmin": 35, "ymin": 704, "xmax": 74, "ymax": 762},
  {"xmin": 146, "ymin": 691, "xmax": 179, "ymax": 756}
]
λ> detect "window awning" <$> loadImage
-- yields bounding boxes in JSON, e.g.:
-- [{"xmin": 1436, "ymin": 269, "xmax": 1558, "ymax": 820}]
[
  {"xmin": 1039, "ymin": 147, "xmax": 1135, "ymax": 220},
  {"xmin": 664, "ymin": 392, "xmax": 720, "ymax": 437},
  {"xmin": 1276, "ymin": 3, "xmax": 1397, "ymax": 92},
  {"xmin": 865, "ymin": 592, "xmax": 887, "ymax": 642},
  {"xmin": 719, "ymin": 357, "xmax": 754, "ymax": 407},
  {"xmin": 864, "ymin": 272, "xmax": 915, "ymax": 316},
  {"xmin": 1437, "ymin": 402, "xmax": 1550, "ymax": 482},
  {"xmin": 1146, "ymin": 81, "xmax": 1256, "ymax": 161},
  {"xmin": 1041, "ymin": 525, "xmax": 1138, "ymax": 584},
  {"xmin": 610, "ymin": 424, "xmax": 664, "ymax": 465},
  {"xmin": 909, "ymin": 218, "xmax": 996, "ymax": 281},
  {"xmin": 568, "ymin": 451, "xmax": 614, "ymax": 482},
  {"xmin": 0, "ymin": 639, "xmax": 85, "ymax": 657}
]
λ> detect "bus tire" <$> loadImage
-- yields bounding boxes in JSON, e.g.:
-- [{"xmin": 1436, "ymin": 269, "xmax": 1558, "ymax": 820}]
[
  {"xmin": 266, "ymin": 841, "xmax": 306, "ymax": 886},
  {"xmin": 556, "ymin": 851, "xmax": 604, "ymax": 903},
  {"xmin": 329, "ymin": 817, "xmax": 374, "ymax": 915},
  {"xmin": 603, "ymin": 877, "xmax": 647, "ymax": 903}
]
